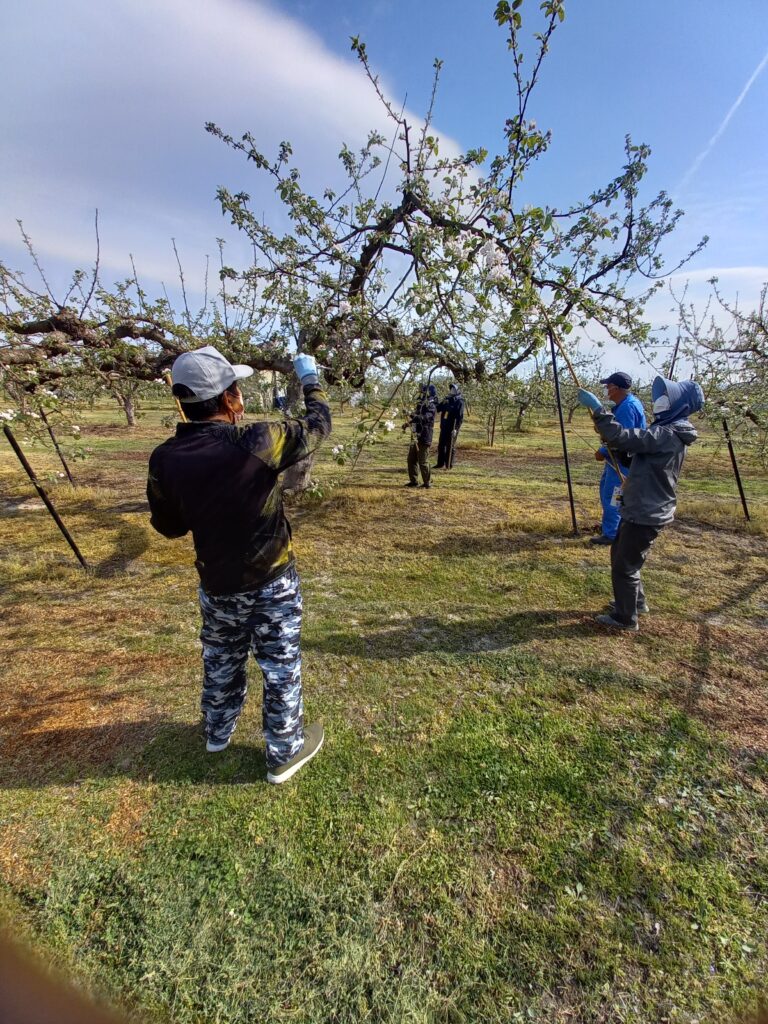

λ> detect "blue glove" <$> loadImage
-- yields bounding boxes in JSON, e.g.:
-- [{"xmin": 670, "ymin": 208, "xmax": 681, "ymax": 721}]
[
  {"xmin": 577, "ymin": 388, "xmax": 603, "ymax": 413},
  {"xmin": 293, "ymin": 353, "xmax": 318, "ymax": 384}
]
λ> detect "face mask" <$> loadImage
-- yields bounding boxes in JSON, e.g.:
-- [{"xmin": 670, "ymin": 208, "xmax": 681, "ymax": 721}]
[{"xmin": 653, "ymin": 395, "xmax": 670, "ymax": 414}]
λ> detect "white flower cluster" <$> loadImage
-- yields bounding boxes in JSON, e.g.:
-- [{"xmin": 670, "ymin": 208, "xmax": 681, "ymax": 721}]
[
  {"xmin": 348, "ymin": 392, "xmax": 363, "ymax": 408},
  {"xmin": 339, "ymin": 300, "xmax": 352, "ymax": 315},
  {"xmin": 445, "ymin": 231, "xmax": 475, "ymax": 260},
  {"xmin": 331, "ymin": 444, "xmax": 344, "ymax": 457},
  {"xmin": 383, "ymin": 420, "xmax": 396, "ymax": 432},
  {"xmin": 71, "ymin": 425, "xmax": 81, "ymax": 434},
  {"xmin": 479, "ymin": 239, "xmax": 510, "ymax": 282},
  {"xmin": 0, "ymin": 409, "xmax": 16, "ymax": 421}
]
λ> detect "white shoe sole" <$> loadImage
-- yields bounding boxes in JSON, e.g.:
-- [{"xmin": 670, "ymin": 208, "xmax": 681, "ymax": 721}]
[
  {"xmin": 206, "ymin": 738, "xmax": 231, "ymax": 753},
  {"xmin": 267, "ymin": 732, "xmax": 324, "ymax": 784}
]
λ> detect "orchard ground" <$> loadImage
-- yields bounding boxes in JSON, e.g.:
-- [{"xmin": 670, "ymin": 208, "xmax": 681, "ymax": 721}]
[{"xmin": 1, "ymin": 399, "xmax": 767, "ymax": 1024}]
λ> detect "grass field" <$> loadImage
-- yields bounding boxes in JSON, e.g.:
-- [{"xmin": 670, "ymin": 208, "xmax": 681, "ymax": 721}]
[{"xmin": 1, "ymin": 400, "xmax": 767, "ymax": 1024}]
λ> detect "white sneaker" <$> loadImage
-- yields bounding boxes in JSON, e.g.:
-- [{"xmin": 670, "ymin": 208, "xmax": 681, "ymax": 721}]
[{"xmin": 206, "ymin": 737, "xmax": 231, "ymax": 753}]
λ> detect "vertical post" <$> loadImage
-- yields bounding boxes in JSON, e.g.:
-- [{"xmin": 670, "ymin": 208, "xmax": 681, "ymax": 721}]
[
  {"xmin": 668, "ymin": 333, "xmax": 681, "ymax": 378},
  {"xmin": 721, "ymin": 417, "xmax": 751, "ymax": 522},
  {"xmin": 3, "ymin": 425, "xmax": 89, "ymax": 569},
  {"xmin": 549, "ymin": 331, "xmax": 579, "ymax": 535},
  {"xmin": 37, "ymin": 405, "xmax": 75, "ymax": 485}
]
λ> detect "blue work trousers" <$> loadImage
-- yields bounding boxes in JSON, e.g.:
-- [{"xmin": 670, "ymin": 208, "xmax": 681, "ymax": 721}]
[{"xmin": 599, "ymin": 464, "xmax": 622, "ymax": 539}]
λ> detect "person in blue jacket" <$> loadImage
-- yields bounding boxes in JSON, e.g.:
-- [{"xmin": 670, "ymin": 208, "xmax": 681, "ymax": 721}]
[
  {"xmin": 590, "ymin": 372, "xmax": 646, "ymax": 545},
  {"xmin": 577, "ymin": 375, "xmax": 704, "ymax": 631}
]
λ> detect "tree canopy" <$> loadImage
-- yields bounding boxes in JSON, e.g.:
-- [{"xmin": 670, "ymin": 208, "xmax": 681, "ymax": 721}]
[{"xmin": 1, "ymin": 0, "xmax": 706, "ymax": 415}]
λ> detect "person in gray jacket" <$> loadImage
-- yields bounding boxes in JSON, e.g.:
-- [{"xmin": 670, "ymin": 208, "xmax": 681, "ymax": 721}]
[{"xmin": 577, "ymin": 375, "xmax": 705, "ymax": 631}]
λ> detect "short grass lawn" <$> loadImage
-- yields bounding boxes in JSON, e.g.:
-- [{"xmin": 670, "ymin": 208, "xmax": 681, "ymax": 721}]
[{"xmin": 1, "ymin": 401, "xmax": 767, "ymax": 1023}]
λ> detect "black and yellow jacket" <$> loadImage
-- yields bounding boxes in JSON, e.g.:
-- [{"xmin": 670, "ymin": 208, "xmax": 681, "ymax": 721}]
[{"xmin": 147, "ymin": 383, "xmax": 331, "ymax": 594}]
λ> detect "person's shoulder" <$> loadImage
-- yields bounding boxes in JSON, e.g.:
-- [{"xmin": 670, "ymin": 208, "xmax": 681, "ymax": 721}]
[
  {"xmin": 236, "ymin": 420, "xmax": 274, "ymax": 444},
  {"xmin": 148, "ymin": 433, "xmax": 178, "ymax": 464}
]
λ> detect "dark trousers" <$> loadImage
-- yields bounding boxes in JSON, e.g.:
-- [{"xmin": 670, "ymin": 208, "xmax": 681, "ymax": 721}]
[
  {"xmin": 610, "ymin": 520, "xmax": 661, "ymax": 626},
  {"xmin": 408, "ymin": 441, "xmax": 431, "ymax": 485},
  {"xmin": 436, "ymin": 423, "xmax": 459, "ymax": 468}
]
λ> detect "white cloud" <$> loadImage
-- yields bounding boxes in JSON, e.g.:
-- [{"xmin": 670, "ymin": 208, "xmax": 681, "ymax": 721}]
[{"xmin": 0, "ymin": 0, "xmax": 464, "ymax": 297}]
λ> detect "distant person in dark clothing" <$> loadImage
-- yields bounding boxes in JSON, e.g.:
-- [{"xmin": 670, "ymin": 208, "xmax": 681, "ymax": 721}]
[
  {"xmin": 578, "ymin": 375, "xmax": 704, "ymax": 632},
  {"xmin": 147, "ymin": 345, "xmax": 331, "ymax": 783},
  {"xmin": 435, "ymin": 382, "xmax": 465, "ymax": 469},
  {"xmin": 404, "ymin": 383, "xmax": 437, "ymax": 488}
]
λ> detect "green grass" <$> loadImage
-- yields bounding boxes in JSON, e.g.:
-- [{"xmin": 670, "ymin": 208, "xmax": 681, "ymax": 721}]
[{"xmin": 0, "ymin": 402, "xmax": 767, "ymax": 1023}]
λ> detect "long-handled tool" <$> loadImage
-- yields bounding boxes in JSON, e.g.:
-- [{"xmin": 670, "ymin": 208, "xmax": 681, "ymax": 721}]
[{"xmin": 164, "ymin": 370, "xmax": 187, "ymax": 422}]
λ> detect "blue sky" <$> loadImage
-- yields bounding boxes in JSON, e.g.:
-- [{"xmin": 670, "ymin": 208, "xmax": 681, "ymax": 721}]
[{"xmin": 2, "ymin": 0, "xmax": 767, "ymax": 376}]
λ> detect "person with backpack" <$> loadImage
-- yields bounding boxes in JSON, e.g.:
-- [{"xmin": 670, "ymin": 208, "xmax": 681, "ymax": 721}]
[
  {"xmin": 577, "ymin": 375, "xmax": 704, "ymax": 631},
  {"xmin": 147, "ymin": 346, "xmax": 331, "ymax": 783}
]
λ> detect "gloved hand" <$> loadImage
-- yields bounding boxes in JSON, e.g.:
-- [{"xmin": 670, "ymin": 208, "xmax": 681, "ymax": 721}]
[
  {"xmin": 293, "ymin": 353, "xmax": 318, "ymax": 384},
  {"xmin": 577, "ymin": 388, "xmax": 603, "ymax": 413}
]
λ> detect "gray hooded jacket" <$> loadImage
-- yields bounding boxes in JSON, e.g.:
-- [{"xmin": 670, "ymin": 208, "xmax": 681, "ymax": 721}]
[{"xmin": 591, "ymin": 411, "xmax": 698, "ymax": 526}]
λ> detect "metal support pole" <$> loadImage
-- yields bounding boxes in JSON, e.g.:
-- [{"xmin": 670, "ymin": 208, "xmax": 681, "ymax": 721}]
[
  {"xmin": 38, "ymin": 405, "xmax": 75, "ymax": 485},
  {"xmin": 721, "ymin": 417, "xmax": 751, "ymax": 522},
  {"xmin": 668, "ymin": 334, "xmax": 681, "ymax": 378},
  {"xmin": 3, "ymin": 425, "xmax": 89, "ymax": 569},
  {"xmin": 549, "ymin": 331, "xmax": 579, "ymax": 535}
]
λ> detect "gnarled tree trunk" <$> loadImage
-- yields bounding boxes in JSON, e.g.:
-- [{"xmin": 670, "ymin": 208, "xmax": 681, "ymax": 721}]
[{"xmin": 119, "ymin": 394, "xmax": 137, "ymax": 427}]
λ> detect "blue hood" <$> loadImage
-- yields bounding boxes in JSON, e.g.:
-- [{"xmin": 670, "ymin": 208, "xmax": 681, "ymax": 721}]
[{"xmin": 651, "ymin": 376, "xmax": 704, "ymax": 425}]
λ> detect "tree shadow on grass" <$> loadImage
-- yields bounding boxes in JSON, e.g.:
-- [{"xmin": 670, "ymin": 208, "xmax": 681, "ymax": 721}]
[
  {"xmin": 0, "ymin": 718, "xmax": 268, "ymax": 789},
  {"xmin": 394, "ymin": 532, "xmax": 576, "ymax": 557},
  {"xmin": 91, "ymin": 520, "xmax": 150, "ymax": 577},
  {"xmin": 306, "ymin": 609, "xmax": 598, "ymax": 660}
]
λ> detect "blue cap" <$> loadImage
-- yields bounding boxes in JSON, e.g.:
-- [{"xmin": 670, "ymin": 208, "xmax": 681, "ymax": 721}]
[{"xmin": 600, "ymin": 372, "xmax": 633, "ymax": 389}]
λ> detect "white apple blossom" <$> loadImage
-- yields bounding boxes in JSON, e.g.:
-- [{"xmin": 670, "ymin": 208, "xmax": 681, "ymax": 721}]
[
  {"xmin": 348, "ymin": 392, "xmax": 363, "ymax": 407},
  {"xmin": 339, "ymin": 300, "xmax": 352, "ymax": 315},
  {"xmin": 383, "ymin": 420, "xmax": 396, "ymax": 432}
]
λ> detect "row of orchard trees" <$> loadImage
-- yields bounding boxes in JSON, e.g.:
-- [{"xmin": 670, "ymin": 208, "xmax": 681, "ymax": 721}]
[{"xmin": 2, "ymin": 1, "xmax": 765, "ymax": 484}]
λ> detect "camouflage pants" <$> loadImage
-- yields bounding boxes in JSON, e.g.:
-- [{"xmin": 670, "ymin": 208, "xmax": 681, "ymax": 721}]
[{"xmin": 199, "ymin": 567, "xmax": 304, "ymax": 767}]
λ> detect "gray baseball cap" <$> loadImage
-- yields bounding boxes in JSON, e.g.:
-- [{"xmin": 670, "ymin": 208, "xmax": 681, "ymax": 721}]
[{"xmin": 171, "ymin": 345, "xmax": 254, "ymax": 402}]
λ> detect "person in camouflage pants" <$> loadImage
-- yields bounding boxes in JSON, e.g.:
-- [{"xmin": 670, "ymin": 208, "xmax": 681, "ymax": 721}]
[{"xmin": 147, "ymin": 346, "xmax": 331, "ymax": 783}]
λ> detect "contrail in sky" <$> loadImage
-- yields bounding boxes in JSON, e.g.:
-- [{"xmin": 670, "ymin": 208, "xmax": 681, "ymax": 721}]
[{"xmin": 676, "ymin": 46, "xmax": 768, "ymax": 195}]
